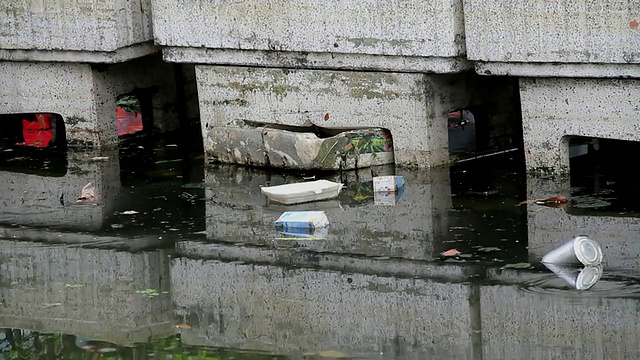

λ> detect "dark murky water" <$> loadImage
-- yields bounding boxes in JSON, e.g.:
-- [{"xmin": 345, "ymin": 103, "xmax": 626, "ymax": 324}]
[{"xmin": 2, "ymin": 138, "xmax": 640, "ymax": 360}]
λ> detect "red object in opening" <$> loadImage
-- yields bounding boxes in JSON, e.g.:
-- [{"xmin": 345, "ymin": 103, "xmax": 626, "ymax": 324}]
[
  {"xmin": 21, "ymin": 114, "xmax": 53, "ymax": 147},
  {"xmin": 116, "ymin": 106, "xmax": 143, "ymax": 136}
]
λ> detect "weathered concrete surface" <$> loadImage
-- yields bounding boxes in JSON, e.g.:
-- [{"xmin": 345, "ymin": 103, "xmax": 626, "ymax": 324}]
[
  {"xmin": 0, "ymin": 0, "xmax": 155, "ymax": 62},
  {"xmin": 0, "ymin": 54, "xmax": 178, "ymax": 146},
  {"xmin": 171, "ymin": 257, "xmax": 477, "ymax": 358},
  {"xmin": 198, "ymin": 66, "xmax": 473, "ymax": 168},
  {"xmin": 0, "ymin": 241, "xmax": 174, "ymax": 345},
  {"xmin": 520, "ymin": 77, "xmax": 640, "ymax": 174},
  {"xmin": 482, "ymin": 269, "xmax": 640, "ymax": 359},
  {"xmin": 153, "ymin": 0, "xmax": 469, "ymax": 73},
  {"xmin": 526, "ymin": 176, "xmax": 640, "ymax": 271},
  {"xmin": 202, "ymin": 165, "xmax": 451, "ymax": 262},
  {"xmin": 464, "ymin": 0, "xmax": 640, "ymax": 77},
  {"xmin": 0, "ymin": 149, "xmax": 119, "ymax": 231}
]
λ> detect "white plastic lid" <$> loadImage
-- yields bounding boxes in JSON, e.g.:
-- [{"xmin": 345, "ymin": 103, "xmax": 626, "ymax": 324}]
[{"xmin": 573, "ymin": 235, "xmax": 603, "ymax": 266}]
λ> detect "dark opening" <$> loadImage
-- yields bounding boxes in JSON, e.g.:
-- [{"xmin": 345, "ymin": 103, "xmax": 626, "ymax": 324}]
[
  {"xmin": 569, "ymin": 136, "xmax": 640, "ymax": 216},
  {"xmin": 0, "ymin": 112, "xmax": 67, "ymax": 176},
  {"xmin": 448, "ymin": 108, "xmax": 477, "ymax": 154}
]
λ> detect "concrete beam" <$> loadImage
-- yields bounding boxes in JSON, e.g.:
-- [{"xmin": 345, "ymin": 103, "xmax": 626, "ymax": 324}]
[
  {"xmin": 197, "ymin": 66, "xmax": 472, "ymax": 168},
  {"xmin": 0, "ymin": 0, "xmax": 153, "ymax": 62},
  {"xmin": 152, "ymin": 0, "xmax": 467, "ymax": 68},
  {"xmin": 464, "ymin": 0, "xmax": 640, "ymax": 78},
  {"xmin": 519, "ymin": 77, "xmax": 640, "ymax": 174}
]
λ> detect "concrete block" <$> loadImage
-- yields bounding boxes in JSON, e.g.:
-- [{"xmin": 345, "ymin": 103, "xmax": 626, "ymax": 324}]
[
  {"xmin": 206, "ymin": 126, "xmax": 267, "ymax": 166},
  {"xmin": 0, "ymin": 242, "xmax": 174, "ymax": 345},
  {"xmin": 0, "ymin": 55, "xmax": 178, "ymax": 147},
  {"xmin": 197, "ymin": 65, "xmax": 469, "ymax": 168},
  {"xmin": 153, "ymin": 0, "xmax": 468, "ymax": 73},
  {"xmin": 519, "ymin": 77, "xmax": 640, "ymax": 174},
  {"xmin": 171, "ymin": 258, "xmax": 474, "ymax": 358},
  {"xmin": 464, "ymin": 0, "xmax": 640, "ymax": 77},
  {"xmin": 0, "ymin": 0, "xmax": 154, "ymax": 62},
  {"xmin": 526, "ymin": 175, "xmax": 640, "ymax": 271}
]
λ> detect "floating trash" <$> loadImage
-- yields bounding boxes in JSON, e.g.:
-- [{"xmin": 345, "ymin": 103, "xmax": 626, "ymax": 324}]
[
  {"xmin": 541, "ymin": 235, "xmax": 603, "ymax": 266},
  {"xmin": 261, "ymin": 180, "xmax": 343, "ymax": 205}
]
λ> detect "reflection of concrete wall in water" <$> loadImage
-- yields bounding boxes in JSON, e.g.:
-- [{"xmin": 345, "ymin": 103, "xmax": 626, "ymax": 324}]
[
  {"xmin": 0, "ymin": 241, "xmax": 174, "ymax": 345},
  {"xmin": 172, "ymin": 258, "xmax": 474, "ymax": 358},
  {"xmin": 526, "ymin": 176, "xmax": 640, "ymax": 270},
  {"xmin": 204, "ymin": 167, "xmax": 451, "ymax": 261},
  {"xmin": 481, "ymin": 269, "xmax": 640, "ymax": 359},
  {"xmin": 0, "ymin": 150, "xmax": 120, "ymax": 230}
]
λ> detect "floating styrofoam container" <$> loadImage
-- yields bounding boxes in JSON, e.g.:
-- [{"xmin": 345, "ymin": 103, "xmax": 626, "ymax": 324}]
[
  {"xmin": 373, "ymin": 176, "xmax": 405, "ymax": 192},
  {"xmin": 274, "ymin": 211, "xmax": 330, "ymax": 232},
  {"xmin": 261, "ymin": 180, "xmax": 344, "ymax": 205}
]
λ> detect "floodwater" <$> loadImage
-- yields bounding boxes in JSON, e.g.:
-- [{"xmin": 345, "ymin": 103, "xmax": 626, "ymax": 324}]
[{"xmin": 2, "ymin": 137, "xmax": 640, "ymax": 360}]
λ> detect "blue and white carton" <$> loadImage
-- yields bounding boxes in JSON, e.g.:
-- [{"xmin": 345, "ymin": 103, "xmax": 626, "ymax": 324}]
[{"xmin": 274, "ymin": 211, "xmax": 330, "ymax": 233}]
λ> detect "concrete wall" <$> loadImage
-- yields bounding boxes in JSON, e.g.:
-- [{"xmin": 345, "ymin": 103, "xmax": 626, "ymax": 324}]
[
  {"xmin": 171, "ymin": 257, "xmax": 477, "ymax": 359},
  {"xmin": 0, "ymin": 149, "xmax": 119, "ymax": 231},
  {"xmin": 203, "ymin": 166, "xmax": 451, "ymax": 262},
  {"xmin": 197, "ymin": 66, "xmax": 474, "ymax": 168},
  {"xmin": 153, "ymin": 0, "xmax": 468, "ymax": 73},
  {"xmin": 0, "ymin": 54, "xmax": 178, "ymax": 146},
  {"xmin": 0, "ymin": 0, "xmax": 153, "ymax": 58},
  {"xmin": 0, "ymin": 241, "xmax": 174, "ymax": 345},
  {"xmin": 519, "ymin": 77, "xmax": 640, "ymax": 174},
  {"xmin": 464, "ymin": 0, "xmax": 640, "ymax": 77}
]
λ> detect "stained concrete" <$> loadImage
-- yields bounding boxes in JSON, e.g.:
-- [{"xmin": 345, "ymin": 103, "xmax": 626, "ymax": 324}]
[
  {"xmin": 526, "ymin": 175, "xmax": 640, "ymax": 271},
  {"xmin": 464, "ymin": 0, "xmax": 640, "ymax": 76},
  {"xmin": 198, "ymin": 66, "xmax": 474, "ymax": 168},
  {"xmin": 152, "ymin": 0, "xmax": 469, "ymax": 73},
  {"xmin": 0, "ymin": 241, "xmax": 174, "ymax": 345},
  {"xmin": 171, "ymin": 257, "xmax": 476, "ymax": 358},
  {"xmin": 519, "ymin": 77, "xmax": 640, "ymax": 174},
  {"xmin": 0, "ymin": 0, "xmax": 153, "ymax": 61},
  {"xmin": 0, "ymin": 54, "xmax": 178, "ymax": 147}
]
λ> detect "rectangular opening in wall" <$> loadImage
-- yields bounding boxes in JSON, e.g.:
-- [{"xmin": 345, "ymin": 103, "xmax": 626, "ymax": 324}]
[
  {"xmin": 0, "ymin": 112, "xmax": 67, "ymax": 176},
  {"xmin": 568, "ymin": 136, "xmax": 640, "ymax": 216},
  {"xmin": 448, "ymin": 109, "xmax": 477, "ymax": 155},
  {"xmin": 116, "ymin": 95, "xmax": 144, "ymax": 137}
]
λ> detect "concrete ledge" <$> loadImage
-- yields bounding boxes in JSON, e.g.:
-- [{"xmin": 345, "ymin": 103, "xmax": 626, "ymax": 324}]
[
  {"xmin": 476, "ymin": 61, "xmax": 640, "ymax": 79},
  {"xmin": 163, "ymin": 47, "xmax": 471, "ymax": 74},
  {"xmin": 0, "ymin": 42, "xmax": 159, "ymax": 64}
]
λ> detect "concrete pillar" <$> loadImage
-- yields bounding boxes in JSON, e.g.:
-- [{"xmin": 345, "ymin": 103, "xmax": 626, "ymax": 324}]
[
  {"xmin": 197, "ymin": 66, "xmax": 472, "ymax": 168},
  {"xmin": 520, "ymin": 77, "xmax": 640, "ymax": 175},
  {"xmin": 0, "ymin": 55, "xmax": 177, "ymax": 147}
]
